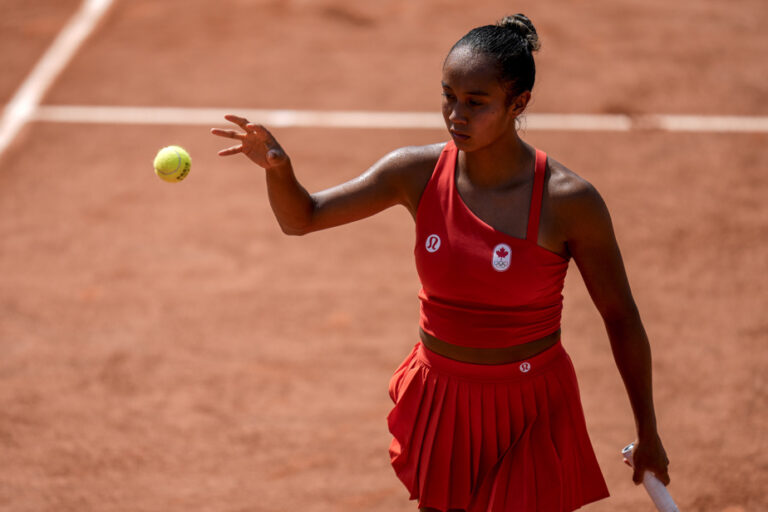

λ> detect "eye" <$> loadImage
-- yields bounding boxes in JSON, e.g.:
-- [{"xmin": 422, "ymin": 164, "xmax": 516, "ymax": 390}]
[
  {"xmin": 468, "ymin": 99, "xmax": 483, "ymax": 107},
  {"xmin": 441, "ymin": 92, "xmax": 456, "ymax": 101}
]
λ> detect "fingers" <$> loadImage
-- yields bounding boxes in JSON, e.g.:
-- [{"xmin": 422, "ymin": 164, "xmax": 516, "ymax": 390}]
[
  {"xmin": 633, "ymin": 467, "xmax": 671, "ymax": 486},
  {"xmin": 632, "ymin": 458, "xmax": 671, "ymax": 486},
  {"xmin": 217, "ymin": 144, "xmax": 243, "ymax": 156},
  {"xmin": 213, "ymin": 115, "xmax": 281, "ymax": 163},
  {"xmin": 246, "ymin": 123, "xmax": 267, "ymax": 135},
  {"xmin": 655, "ymin": 468, "xmax": 671, "ymax": 486},
  {"xmin": 217, "ymin": 115, "xmax": 270, "ymax": 140},
  {"xmin": 224, "ymin": 114, "xmax": 268, "ymax": 134},
  {"xmin": 210, "ymin": 128, "xmax": 246, "ymax": 140},
  {"xmin": 224, "ymin": 114, "xmax": 251, "ymax": 130}
]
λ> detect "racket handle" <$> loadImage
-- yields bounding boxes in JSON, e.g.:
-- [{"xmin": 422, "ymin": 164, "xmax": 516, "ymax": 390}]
[{"xmin": 622, "ymin": 443, "xmax": 679, "ymax": 512}]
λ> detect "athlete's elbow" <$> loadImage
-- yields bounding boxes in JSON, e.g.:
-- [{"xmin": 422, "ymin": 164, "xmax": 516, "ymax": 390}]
[
  {"xmin": 278, "ymin": 221, "xmax": 311, "ymax": 236},
  {"xmin": 273, "ymin": 205, "xmax": 316, "ymax": 236}
]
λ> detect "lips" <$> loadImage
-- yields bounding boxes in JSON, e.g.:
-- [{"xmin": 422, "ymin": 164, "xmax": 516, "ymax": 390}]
[{"xmin": 450, "ymin": 130, "xmax": 470, "ymax": 141}]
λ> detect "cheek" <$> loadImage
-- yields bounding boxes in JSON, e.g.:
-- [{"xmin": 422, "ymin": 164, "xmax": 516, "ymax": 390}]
[
  {"xmin": 441, "ymin": 101, "xmax": 450, "ymax": 119},
  {"xmin": 441, "ymin": 95, "xmax": 458, "ymax": 113},
  {"xmin": 474, "ymin": 108, "xmax": 504, "ymax": 128},
  {"xmin": 488, "ymin": 107, "xmax": 515, "ymax": 127},
  {"xmin": 471, "ymin": 110, "xmax": 514, "ymax": 139}
]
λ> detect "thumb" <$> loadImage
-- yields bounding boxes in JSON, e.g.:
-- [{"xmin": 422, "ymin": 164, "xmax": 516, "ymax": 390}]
[{"xmin": 632, "ymin": 466, "xmax": 643, "ymax": 485}]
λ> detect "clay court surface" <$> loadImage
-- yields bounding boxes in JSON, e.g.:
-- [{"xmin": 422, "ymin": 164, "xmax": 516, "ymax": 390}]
[{"xmin": 1, "ymin": 1, "xmax": 767, "ymax": 511}]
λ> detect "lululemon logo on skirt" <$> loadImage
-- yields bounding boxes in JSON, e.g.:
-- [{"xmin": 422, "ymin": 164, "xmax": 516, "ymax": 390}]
[
  {"xmin": 492, "ymin": 243, "xmax": 512, "ymax": 271},
  {"xmin": 519, "ymin": 362, "xmax": 531, "ymax": 373},
  {"xmin": 425, "ymin": 234, "xmax": 441, "ymax": 253}
]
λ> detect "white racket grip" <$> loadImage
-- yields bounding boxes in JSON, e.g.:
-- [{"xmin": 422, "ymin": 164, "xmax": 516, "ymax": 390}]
[{"xmin": 622, "ymin": 443, "xmax": 679, "ymax": 512}]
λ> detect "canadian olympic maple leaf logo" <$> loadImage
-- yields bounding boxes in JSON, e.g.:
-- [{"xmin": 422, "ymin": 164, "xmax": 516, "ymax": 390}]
[{"xmin": 492, "ymin": 243, "xmax": 512, "ymax": 272}]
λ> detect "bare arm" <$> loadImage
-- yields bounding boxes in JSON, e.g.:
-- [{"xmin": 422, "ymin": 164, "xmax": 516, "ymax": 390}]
[
  {"xmin": 558, "ymin": 178, "xmax": 671, "ymax": 486},
  {"xmin": 211, "ymin": 114, "xmax": 438, "ymax": 234}
]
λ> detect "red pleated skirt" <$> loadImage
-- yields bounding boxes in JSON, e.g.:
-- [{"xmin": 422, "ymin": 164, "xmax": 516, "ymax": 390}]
[{"xmin": 387, "ymin": 341, "xmax": 609, "ymax": 512}]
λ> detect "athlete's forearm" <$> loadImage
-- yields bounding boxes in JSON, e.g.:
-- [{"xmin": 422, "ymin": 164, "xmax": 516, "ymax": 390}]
[
  {"xmin": 605, "ymin": 311, "xmax": 672, "ymax": 483},
  {"xmin": 604, "ymin": 310, "xmax": 659, "ymax": 438},
  {"xmin": 264, "ymin": 159, "xmax": 315, "ymax": 235}
]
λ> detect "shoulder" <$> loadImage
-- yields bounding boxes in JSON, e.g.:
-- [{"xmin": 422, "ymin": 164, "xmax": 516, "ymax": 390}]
[
  {"xmin": 371, "ymin": 143, "xmax": 446, "ymax": 214},
  {"xmin": 546, "ymin": 156, "xmax": 607, "ymax": 212},
  {"xmin": 544, "ymin": 156, "xmax": 613, "ymax": 237},
  {"xmin": 545, "ymin": 156, "xmax": 600, "ymax": 204},
  {"xmin": 375, "ymin": 142, "xmax": 445, "ymax": 175}
]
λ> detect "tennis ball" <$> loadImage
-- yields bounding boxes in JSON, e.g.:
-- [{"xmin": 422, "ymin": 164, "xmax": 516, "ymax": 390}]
[{"xmin": 153, "ymin": 145, "xmax": 191, "ymax": 182}]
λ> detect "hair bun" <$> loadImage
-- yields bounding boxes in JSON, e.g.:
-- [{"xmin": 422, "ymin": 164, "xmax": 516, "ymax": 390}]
[{"xmin": 496, "ymin": 13, "xmax": 540, "ymax": 52}]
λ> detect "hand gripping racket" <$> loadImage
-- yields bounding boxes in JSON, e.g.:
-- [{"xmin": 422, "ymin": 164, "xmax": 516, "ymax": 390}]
[{"xmin": 622, "ymin": 443, "xmax": 679, "ymax": 512}]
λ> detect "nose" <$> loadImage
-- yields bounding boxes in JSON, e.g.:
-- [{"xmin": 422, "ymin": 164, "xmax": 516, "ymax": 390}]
[{"xmin": 445, "ymin": 103, "xmax": 468, "ymax": 126}]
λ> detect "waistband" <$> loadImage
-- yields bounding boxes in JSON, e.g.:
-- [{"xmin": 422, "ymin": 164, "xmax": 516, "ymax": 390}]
[
  {"xmin": 419, "ymin": 295, "xmax": 564, "ymax": 348},
  {"xmin": 415, "ymin": 339, "xmax": 567, "ymax": 383}
]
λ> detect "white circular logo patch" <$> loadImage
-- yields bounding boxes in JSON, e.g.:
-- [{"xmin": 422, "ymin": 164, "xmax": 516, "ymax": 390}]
[
  {"xmin": 492, "ymin": 243, "xmax": 512, "ymax": 271},
  {"xmin": 519, "ymin": 362, "xmax": 531, "ymax": 373},
  {"xmin": 425, "ymin": 234, "xmax": 441, "ymax": 253}
]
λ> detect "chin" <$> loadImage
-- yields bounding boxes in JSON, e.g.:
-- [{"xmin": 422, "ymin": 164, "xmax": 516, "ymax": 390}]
[{"xmin": 452, "ymin": 137, "xmax": 488, "ymax": 153}]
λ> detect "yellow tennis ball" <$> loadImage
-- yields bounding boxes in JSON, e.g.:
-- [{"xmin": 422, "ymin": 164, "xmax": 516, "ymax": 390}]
[{"xmin": 153, "ymin": 145, "xmax": 191, "ymax": 182}]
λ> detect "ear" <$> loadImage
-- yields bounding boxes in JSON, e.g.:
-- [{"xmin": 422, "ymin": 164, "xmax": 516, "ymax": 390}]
[{"xmin": 508, "ymin": 91, "xmax": 531, "ymax": 117}]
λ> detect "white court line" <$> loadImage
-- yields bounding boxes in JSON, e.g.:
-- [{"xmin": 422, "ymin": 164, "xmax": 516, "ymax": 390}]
[
  {"xmin": 0, "ymin": 0, "xmax": 114, "ymax": 158},
  {"xmin": 31, "ymin": 105, "xmax": 768, "ymax": 133},
  {"xmin": 646, "ymin": 114, "xmax": 768, "ymax": 133},
  {"xmin": 33, "ymin": 106, "xmax": 445, "ymax": 129}
]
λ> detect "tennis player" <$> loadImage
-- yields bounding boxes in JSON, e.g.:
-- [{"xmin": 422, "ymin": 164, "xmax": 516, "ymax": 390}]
[{"xmin": 212, "ymin": 14, "xmax": 670, "ymax": 512}]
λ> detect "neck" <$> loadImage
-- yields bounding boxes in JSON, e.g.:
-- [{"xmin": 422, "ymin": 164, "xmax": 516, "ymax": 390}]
[{"xmin": 458, "ymin": 131, "xmax": 533, "ymax": 189}]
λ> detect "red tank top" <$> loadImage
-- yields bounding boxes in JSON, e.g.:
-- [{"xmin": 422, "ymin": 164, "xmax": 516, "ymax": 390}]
[{"xmin": 415, "ymin": 141, "xmax": 569, "ymax": 348}]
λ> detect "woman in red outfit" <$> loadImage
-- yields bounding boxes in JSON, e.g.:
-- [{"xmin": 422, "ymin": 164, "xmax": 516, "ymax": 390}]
[{"xmin": 212, "ymin": 14, "xmax": 670, "ymax": 512}]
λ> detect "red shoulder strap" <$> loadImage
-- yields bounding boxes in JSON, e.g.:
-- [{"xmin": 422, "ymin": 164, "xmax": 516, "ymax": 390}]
[
  {"xmin": 526, "ymin": 149, "xmax": 547, "ymax": 242},
  {"xmin": 438, "ymin": 139, "xmax": 459, "ymax": 194}
]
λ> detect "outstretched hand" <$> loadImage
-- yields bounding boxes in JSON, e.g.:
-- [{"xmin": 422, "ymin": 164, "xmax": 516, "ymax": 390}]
[{"xmin": 211, "ymin": 114, "xmax": 289, "ymax": 169}]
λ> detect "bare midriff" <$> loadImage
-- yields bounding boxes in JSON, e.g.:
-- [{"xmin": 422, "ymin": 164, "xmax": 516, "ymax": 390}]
[{"xmin": 418, "ymin": 328, "xmax": 561, "ymax": 365}]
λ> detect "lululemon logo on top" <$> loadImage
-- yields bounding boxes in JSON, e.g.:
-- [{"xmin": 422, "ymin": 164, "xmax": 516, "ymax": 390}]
[
  {"xmin": 492, "ymin": 243, "xmax": 512, "ymax": 271},
  {"xmin": 425, "ymin": 234, "xmax": 441, "ymax": 253},
  {"xmin": 519, "ymin": 362, "xmax": 531, "ymax": 373}
]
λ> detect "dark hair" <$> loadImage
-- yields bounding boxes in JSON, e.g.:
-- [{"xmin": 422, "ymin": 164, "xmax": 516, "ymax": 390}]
[{"xmin": 448, "ymin": 14, "xmax": 541, "ymax": 99}]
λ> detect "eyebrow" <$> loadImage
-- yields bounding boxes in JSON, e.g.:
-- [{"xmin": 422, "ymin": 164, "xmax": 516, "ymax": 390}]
[{"xmin": 441, "ymin": 82, "xmax": 490, "ymax": 96}]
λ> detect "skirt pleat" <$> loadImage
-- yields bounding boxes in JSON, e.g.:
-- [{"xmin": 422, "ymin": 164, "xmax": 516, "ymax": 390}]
[
  {"xmin": 418, "ymin": 376, "xmax": 449, "ymax": 506},
  {"xmin": 468, "ymin": 382, "xmax": 484, "ymax": 489},
  {"xmin": 387, "ymin": 341, "xmax": 609, "ymax": 512},
  {"xmin": 450, "ymin": 382, "xmax": 471, "ymax": 504},
  {"xmin": 545, "ymin": 371, "xmax": 580, "ymax": 509}
]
